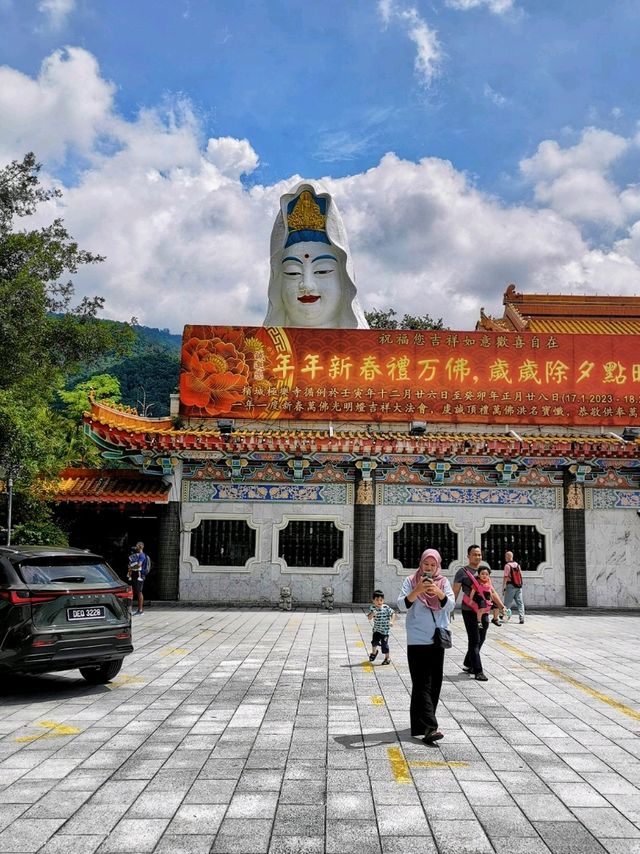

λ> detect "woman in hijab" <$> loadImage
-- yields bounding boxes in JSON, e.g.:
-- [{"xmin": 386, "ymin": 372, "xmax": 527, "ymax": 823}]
[{"xmin": 397, "ymin": 548, "xmax": 455, "ymax": 744}]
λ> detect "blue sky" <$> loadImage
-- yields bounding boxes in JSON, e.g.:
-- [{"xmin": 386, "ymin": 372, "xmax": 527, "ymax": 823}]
[{"xmin": 2, "ymin": 0, "xmax": 640, "ymax": 332}]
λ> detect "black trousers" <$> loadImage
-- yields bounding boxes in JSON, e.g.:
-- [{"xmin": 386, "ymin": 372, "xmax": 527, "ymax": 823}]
[
  {"xmin": 462, "ymin": 609, "xmax": 488, "ymax": 674},
  {"xmin": 407, "ymin": 644, "xmax": 445, "ymax": 736}
]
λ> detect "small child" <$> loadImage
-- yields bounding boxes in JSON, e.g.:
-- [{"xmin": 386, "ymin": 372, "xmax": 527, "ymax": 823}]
[
  {"xmin": 126, "ymin": 547, "xmax": 140, "ymax": 582},
  {"xmin": 367, "ymin": 589, "xmax": 396, "ymax": 665},
  {"xmin": 469, "ymin": 568, "xmax": 493, "ymax": 627}
]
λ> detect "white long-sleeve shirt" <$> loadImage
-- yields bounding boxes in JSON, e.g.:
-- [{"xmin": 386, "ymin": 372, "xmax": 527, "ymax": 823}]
[{"xmin": 397, "ymin": 576, "xmax": 455, "ymax": 645}]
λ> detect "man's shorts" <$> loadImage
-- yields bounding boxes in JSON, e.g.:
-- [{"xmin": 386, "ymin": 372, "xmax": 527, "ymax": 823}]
[{"xmin": 132, "ymin": 576, "xmax": 144, "ymax": 595}]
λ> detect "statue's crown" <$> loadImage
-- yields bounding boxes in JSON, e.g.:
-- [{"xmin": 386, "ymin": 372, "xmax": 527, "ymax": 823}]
[{"xmin": 285, "ymin": 189, "xmax": 329, "ymax": 247}]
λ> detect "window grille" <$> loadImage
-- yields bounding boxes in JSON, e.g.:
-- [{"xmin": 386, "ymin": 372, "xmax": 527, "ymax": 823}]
[
  {"xmin": 480, "ymin": 524, "xmax": 546, "ymax": 573},
  {"xmin": 191, "ymin": 519, "xmax": 256, "ymax": 566},
  {"xmin": 278, "ymin": 520, "xmax": 343, "ymax": 568},
  {"xmin": 393, "ymin": 523, "xmax": 458, "ymax": 570}
]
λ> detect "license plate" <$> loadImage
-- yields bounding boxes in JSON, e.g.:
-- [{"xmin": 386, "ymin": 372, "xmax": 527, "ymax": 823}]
[{"xmin": 67, "ymin": 606, "xmax": 106, "ymax": 621}]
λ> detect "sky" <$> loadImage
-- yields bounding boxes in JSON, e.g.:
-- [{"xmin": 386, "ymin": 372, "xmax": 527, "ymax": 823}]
[{"xmin": 2, "ymin": 0, "xmax": 640, "ymax": 333}]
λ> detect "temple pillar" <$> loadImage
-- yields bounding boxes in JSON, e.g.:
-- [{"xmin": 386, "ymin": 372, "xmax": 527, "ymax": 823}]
[
  {"xmin": 562, "ymin": 471, "xmax": 587, "ymax": 607},
  {"xmin": 154, "ymin": 501, "xmax": 181, "ymax": 600},
  {"xmin": 352, "ymin": 461, "xmax": 377, "ymax": 604}
]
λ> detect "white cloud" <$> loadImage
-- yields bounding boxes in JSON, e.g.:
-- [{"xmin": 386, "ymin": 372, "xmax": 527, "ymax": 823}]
[
  {"xmin": 377, "ymin": 1, "xmax": 442, "ymax": 87},
  {"xmin": 3, "ymin": 48, "xmax": 640, "ymax": 334},
  {"xmin": 0, "ymin": 48, "xmax": 115, "ymax": 163},
  {"xmin": 204, "ymin": 137, "xmax": 259, "ymax": 179},
  {"xmin": 483, "ymin": 84, "xmax": 507, "ymax": 106},
  {"xmin": 446, "ymin": 0, "xmax": 515, "ymax": 13},
  {"xmin": 520, "ymin": 128, "xmax": 630, "ymax": 226},
  {"xmin": 37, "ymin": 0, "xmax": 75, "ymax": 29}
]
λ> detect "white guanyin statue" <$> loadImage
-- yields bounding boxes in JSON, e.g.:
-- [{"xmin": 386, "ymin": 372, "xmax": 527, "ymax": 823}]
[{"xmin": 263, "ymin": 182, "xmax": 369, "ymax": 329}]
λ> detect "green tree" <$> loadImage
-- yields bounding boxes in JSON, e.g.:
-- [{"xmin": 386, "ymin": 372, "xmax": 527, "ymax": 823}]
[
  {"xmin": 57, "ymin": 374, "xmax": 122, "ymax": 467},
  {"xmin": 0, "ymin": 153, "xmax": 133, "ymax": 543},
  {"xmin": 365, "ymin": 307, "xmax": 445, "ymax": 330}
]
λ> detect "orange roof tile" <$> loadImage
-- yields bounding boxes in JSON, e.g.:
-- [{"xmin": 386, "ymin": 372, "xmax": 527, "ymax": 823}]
[
  {"xmin": 51, "ymin": 468, "xmax": 170, "ymax": 504},
  {"xmin": 479, "ymin": 284, "xmax": 640, "ymax": 332}
]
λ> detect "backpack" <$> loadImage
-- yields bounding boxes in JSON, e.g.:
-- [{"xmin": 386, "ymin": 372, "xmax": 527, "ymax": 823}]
[
  {"xmin": 508, "ymin": 562, "xmax": 522, "ymax": 588},
  {"xmin": 143, "ymin": 555, "xmax": 151, "ymax": 577}
]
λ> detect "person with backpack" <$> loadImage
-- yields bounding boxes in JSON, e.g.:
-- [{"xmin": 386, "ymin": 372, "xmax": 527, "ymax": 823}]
[
  {"xmin": 131, "ymin": 541, "xmax": 150, "ymax": 616},
  {"xmin": 503, "ymin": 550, "xmax": 525, "ymax": 624}
]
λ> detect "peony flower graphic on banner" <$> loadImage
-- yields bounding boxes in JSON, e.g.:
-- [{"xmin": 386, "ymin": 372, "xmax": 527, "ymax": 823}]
[{"xmin": 180, "ymin": 332, "xmax": 251, "ymax": 416}]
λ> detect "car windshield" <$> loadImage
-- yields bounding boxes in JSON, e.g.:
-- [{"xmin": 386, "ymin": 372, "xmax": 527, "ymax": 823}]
[{"xmin": 18, "ymin": 560, "xmax": 117, "ymax": 586}]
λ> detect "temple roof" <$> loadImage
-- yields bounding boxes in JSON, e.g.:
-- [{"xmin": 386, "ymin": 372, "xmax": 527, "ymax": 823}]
[
  {"xmin": 50, "ymin": 467, "xmax": 171, "ymax": 504},
  {"xmin": 84, "ymin": 400, "xmax": 639, "ymax": 459},
  {"xmin": 478, "ymin": 284, "xmax": 640, "ymax": 333}
]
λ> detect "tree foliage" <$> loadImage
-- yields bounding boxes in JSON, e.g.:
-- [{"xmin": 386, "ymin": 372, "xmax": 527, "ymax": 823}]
[
  {"xmin": 365, "ymin": 307, "xmax": 445, "ymax": 330},
  {"xmin": 0, "ymin": 153, "xmax": 134, "ymax": 543}
]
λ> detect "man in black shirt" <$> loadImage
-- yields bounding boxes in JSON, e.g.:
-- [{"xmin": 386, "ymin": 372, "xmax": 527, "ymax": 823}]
[{"xmin": 452, "ymin": 544, "xmax": 489, "ymax": 681}]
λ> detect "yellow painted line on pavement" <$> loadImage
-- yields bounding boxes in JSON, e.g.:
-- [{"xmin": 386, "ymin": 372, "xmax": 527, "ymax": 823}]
[
  {"xmin": 387, "ymin": 747, "xmax": 468, "ymax": 783},
  {"xmin": 355, "ymin": 641, "xmax": 365, "ymax": 648},
  {"xmin": 361, "ymin": 661, "xmax": 374, "ymax": 673},
  {"xmin": 16, "ymin": 720, "xmax": 82, "ymax": 743},
  {"xmin": 108, "ymin": 675, "xmax": 146, "ymax": 688},
  {"xmin": 161, "ymin": 647, "xmax": 190, "ymax": 656},
  {"xmin": 371, "ymin": 695, "xmax": 384, "ymax": 705},
  {"xmin": 388, "ymin": 747, "xmax": 412, "ymax": 783},
  {"xmin": 496, "ymin": 639, "xmax": 640, "ymax": 722}
]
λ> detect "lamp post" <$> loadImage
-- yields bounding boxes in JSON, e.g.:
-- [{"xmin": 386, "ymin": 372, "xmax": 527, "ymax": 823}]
[
  {"xmin": 0, "ymin": 467, "xmax": 13, "ymax": 546},
  {"xmin": 6, "ymin": 475, "xmax": 12, "ymax": 546}
]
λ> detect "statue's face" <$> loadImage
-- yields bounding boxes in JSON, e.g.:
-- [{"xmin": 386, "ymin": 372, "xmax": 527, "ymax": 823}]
[{"xmin": 279, "ymin": 242, "xmax": 343, "ymax": 327}]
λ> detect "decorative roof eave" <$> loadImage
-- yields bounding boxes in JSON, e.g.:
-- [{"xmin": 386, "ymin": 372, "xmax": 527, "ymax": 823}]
[
  {"xmin": 83, "ymin": 415, "xmax": 639, "ymax": 461},
  {"xmin": 46, "ymin": 468, "xmax": 171, "ymax": 505}
]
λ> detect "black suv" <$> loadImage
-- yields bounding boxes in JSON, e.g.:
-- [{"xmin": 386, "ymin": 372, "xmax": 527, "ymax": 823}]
[{"xmin": 0, "ymin": 545, "xmax": 133, "ymax": 683}]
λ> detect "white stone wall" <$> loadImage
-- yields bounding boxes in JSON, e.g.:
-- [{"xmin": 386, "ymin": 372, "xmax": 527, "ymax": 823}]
[
  {"xmin": 180, "ymin": 500, "xmax": 354, "ymax": 606},
  {"xmin": 585, "ymin": 508, "xmax": 640, "ymax": 607},
  {"xmin": 373, "ymin": 503, "xmax": 564, "ymax": 610}
]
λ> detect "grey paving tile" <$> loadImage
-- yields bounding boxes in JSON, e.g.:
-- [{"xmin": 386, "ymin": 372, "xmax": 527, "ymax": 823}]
[
  {"xmin": 512, "ymin": 792, "xmax": 578, "ymax": 822},
  {"xmin": 380, "ymin": 838, "xmax": 437, "ymax": 854},
  {"xmin": 153, "ymin": 834, "xmax": 216, "ymax": 854},
  {"xmin": 39, "ymin": 834, "xmax": 105, "ymax": 854},
  {"xmin": 268, "ymin": 837, "xmax": 324, "ymax": 854},
  {"xmin": 166, "ymin": 803, "xmax": 227, "ymax": 835},
  {"xmin": 97, "ymin": 818, "xmax": 170, "ymax": 853},
  {"xmin": 571, "ymin": 807, "xmax": 640, "ymax": 839},
  {"xmin": 473, "ymin": 804, "xmax": 538, "ymax": 837},
  {"xmin": 0, "ymin": 817, "xmax": 65, "ymax": 852},
  {"xmin": 273, "ymin": 803, "xmax": 325, "ymax": 836},
  {"xmin": 325, "ymin": 819, "xmax": 382, "ymax": 854},
  {"xmin": 211, "ymin": 818, "xmax": 273, "ymax": 853},
  {"xmin": 226, "ymin": 791, "xmax": 279, "ymax": 819},
  {"xmin": 427, "ymin": 819, "xmax": 494, "ymax": 854},
  {"xmin": 533, "ymin": 821, "xmax": 608, "ymax": 853}
]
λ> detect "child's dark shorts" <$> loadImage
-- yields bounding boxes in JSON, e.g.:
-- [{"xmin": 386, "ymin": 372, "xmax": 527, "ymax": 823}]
[{"xmin": 372, "ymin": 631, "xmax": 390, "ymax": 654}]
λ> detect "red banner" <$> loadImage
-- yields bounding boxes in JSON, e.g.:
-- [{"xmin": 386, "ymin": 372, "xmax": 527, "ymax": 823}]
[{"xmin": 179, "ymin": 326, "xmax": 640, "ymax": 426}]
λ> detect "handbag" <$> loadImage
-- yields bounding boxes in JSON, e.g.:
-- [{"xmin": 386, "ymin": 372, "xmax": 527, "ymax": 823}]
[{"xmin": 428, "ymin": 607, "xmax": 452, "ymax": 649}]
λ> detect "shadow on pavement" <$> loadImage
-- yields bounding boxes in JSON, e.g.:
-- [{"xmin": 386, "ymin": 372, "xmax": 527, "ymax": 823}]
[{"xmin": 0, "ymin": 672, "xmax": 109, "ymax": 703}]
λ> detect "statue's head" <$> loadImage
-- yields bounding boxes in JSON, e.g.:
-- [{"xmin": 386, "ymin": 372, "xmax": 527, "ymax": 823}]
[{"xmin": 264, "ymin": 182, "xmax": 369, "ymax": 329}]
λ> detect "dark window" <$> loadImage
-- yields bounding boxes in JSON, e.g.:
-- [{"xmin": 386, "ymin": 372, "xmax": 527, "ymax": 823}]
[
  {"xmin": 481, "ymin": 524, "xmax": 545, "ymax": 573},
  {"xmin": 191, "ymin": 519, "xmax": 256, "ymax": 566},
  {"xmin": 18, "ymin": 560, "xmax": 117, "ymax": 585},
  {"xmin": 278, "ymin": 520, "xmax": 343, "ymax": 568},
  {"xmin": 393, "ymin": 523, "xmax": 458, "ymax": 570}
]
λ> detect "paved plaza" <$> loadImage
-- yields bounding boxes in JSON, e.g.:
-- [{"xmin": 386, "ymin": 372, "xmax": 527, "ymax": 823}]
[{"xmin": 1, "ymin": 607, "xmax": 639, "ymax": 854}]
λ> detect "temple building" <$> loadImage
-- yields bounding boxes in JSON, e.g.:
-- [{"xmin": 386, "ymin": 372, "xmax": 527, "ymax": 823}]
[{"xmin": 53, "ymin": 192, "xmax": 640, "ymax": 610}]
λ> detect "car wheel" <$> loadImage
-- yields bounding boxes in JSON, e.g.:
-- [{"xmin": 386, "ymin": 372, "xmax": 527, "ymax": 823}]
[{"xmin": 79, "ymin": 659, "xmax": 123, "ymax": 684}]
